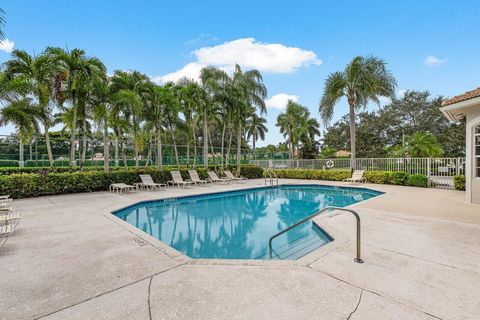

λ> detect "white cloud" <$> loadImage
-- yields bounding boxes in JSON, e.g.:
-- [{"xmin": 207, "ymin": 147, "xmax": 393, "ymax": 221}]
[
  {"xmin": 0, "ymin": 39, "xmax": 14, "ymax": 53},
  {"xmin": 185, "ymin": 33, "xmax": 218, "ymax": 46},
  {"xmin": 265, "ymin": 93, "xmax": 299, "ymax": 110},
  {"xmin": 424, "ymin": 55, "xmax": 447, "ymax": 66},
  {"xmin": 156, "ymin": 38, "xmax": 321, "ymax": 83}
]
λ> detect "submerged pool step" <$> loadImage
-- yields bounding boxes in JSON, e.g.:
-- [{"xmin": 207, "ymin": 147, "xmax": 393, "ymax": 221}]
[{"xmin": 259, "ymin": 229, "xmax": 328, "ymax": 260}]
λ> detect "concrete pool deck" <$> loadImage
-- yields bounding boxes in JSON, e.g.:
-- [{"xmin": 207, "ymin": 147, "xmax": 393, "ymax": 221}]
[{"xmin": 1, "ymin": 179, "xmax": 479, "ymax": 319}]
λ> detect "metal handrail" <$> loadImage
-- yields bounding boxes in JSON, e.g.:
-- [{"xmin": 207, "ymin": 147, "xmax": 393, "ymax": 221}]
[
  {"xmin": 268, "ymin": 206, "xmax": 363, "ymax": 263},
  {"xmin": 264, "ymin": 169, "xmax": 279, "ymax": 186}
]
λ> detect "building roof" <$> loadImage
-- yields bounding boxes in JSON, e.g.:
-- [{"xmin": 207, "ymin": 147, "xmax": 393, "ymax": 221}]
[{"xmin": 441, "ymin": 87, "xmax": 480, "ymax": 106}]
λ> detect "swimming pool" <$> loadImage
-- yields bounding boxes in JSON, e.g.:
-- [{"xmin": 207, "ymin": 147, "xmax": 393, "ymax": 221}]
[{"xmin": 113, "ymin": 185, "xmax": 382, "ymax": 260}]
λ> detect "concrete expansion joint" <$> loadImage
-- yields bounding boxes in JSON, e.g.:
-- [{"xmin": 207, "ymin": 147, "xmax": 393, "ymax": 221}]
[
  {"xmin": 346, "ymin": 289, "xmax": 363, "ymax": 320},
  {"xmin": 147, "ymin": 276, "xmax": 153, "ymax": 320}
]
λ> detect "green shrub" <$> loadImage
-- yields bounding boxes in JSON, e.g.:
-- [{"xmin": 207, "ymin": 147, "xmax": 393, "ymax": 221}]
[
  {"xmin": 0, "ymin": 165, "xmax": 263, "ymax": 198},
  {"xmin": 406, "ymin": 174, "xmax": 428, "ymax": 188},
  {"xmin": 0, "ymin": 160, "xmax": 19, "ymax": 167},
  {"xmin": 271, "ymin": 169, "xmax": 351, "ymax": 181},
  {"xmin": 454, "ymin": 175, "xmax": 465, "ymax": 191},
  {"xmin": 364, "ymin": 171, "xmax": 408, "ymax": 185}
]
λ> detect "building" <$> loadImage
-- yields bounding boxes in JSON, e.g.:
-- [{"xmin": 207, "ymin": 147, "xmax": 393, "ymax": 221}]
[{"xmin": 440, "ymin": 87, "xmax": 480, "ymax": 204}]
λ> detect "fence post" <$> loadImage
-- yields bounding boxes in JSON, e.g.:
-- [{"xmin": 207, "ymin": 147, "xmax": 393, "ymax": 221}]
[{"xmin": 427, "ymin": 157, "xmax": 431, "ymax": 178}]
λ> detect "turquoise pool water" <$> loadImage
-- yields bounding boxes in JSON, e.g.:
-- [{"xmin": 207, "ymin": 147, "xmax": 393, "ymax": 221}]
[{"xmin": 113, "ymin": 185, "xmax": 382, "ymax": 260}]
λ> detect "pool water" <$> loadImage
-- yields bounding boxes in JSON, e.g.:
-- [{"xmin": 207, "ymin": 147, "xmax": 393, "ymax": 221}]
[{"xmin": 113, "ymin": 185, "xmax": 382, "ymax": 260}]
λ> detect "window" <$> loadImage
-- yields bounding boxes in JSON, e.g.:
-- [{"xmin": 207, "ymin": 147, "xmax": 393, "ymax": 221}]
[{"xmin": 476, "ymin": 125, "xmax": 480, "ymax": 177}]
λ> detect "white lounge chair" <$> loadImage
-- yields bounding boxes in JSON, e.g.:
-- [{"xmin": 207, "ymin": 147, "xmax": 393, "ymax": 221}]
[
  {"xmin": 109, "ymin": 183, "xmax": 137, "ymax": 193},
  {"xmin": 138, "ymin": 174, "xmax": 166, "ymax": 191},
  {"xmin": 0, "ymin": 217, "xmax": 19, "ymax": 249},
  {"xmin": 0, "ymin": 212, "xmax": 22, "ymax": 225},
  {"xmin": 343, "ymin": 170, "xmax": 367, "ymax": 183},
  {"xmin": 224, "ymin": 170, "xmax": 246, "ymax": 183},
  {"xmin": 168, "ymin": 171, "xmax": 194, "ymax": 188},
  {"xmin": 188, "ymin": 170, "xmax": 209, "ymax": 185},
  {"xmin": 207, "ymin": 171, "xmax": 231, "ymax": 184}
]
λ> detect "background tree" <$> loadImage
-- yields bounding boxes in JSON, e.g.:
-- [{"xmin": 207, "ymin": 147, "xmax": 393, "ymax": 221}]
[
  {"xmin": 319, "ymin": 56, "xmax": 396, "ymax": 167},
  {"xmin": 392, "ymin": 132, "xmax": 444, "ymax": 157},
  {"xmin": 246, "ymin": 113, "xmax": 267, "ymax": 159}
]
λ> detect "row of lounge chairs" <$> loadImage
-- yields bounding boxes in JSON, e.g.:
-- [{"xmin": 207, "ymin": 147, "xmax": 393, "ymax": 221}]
[
  {"xmin": 0, "ymin": 195, "xmax": 21, "ymax": 249},
  {"xmin": 109, "ymin": 170, "xmax": 246, "ymax": 193}
]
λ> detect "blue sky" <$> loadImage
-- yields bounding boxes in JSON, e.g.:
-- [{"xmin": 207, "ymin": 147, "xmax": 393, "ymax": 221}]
[{"xmin": 1, "ymin": 0, "xmax": 479, "ymax": 146}]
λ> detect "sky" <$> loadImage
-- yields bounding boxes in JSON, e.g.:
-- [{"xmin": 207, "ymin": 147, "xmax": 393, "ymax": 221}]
[{"xmin": 1, "ymin": 0, "xmax": 479, "ymax": 147}]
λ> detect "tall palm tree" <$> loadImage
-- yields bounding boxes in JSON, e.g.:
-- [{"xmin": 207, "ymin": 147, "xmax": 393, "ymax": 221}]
[
  {"xmin": 144, "ymin": 83, "xmax": 166, "ymax": 169},
  {"xmin": 91, "ymin": 79, "xmax": 111, "ymax": 172},
  {"xmin": 3, "ymin": 50, "xmax": 56, "ymax": 167},
  {"xmin": 276, "ymin": 100, "xmax": 309, "ymax": 158},
  {"xmin": 110, "ymin": 71, "xmax": 149, "ymax": 168},
  {"xmin": 230, "ymin": 65, "xmax": 267, "ymax": 173},
  {"xmin": 199, "ymin": 67, "xmax": 229, "ymax": 168},
  {"xmin": 246, "ymin": 113, "xmax": 267, "ymax": 159},
  {"xmin": 319, "ymin": 56, "xmax": 396, "ymax": 167},
  {"xmin": 46, "ymin": 47, "xmax": 106, "ymax": 166}
]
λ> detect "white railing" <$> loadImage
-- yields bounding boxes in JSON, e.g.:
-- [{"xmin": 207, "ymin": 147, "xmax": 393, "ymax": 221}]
[{"xmin": 250, "ymin": 158, "xmax": 465, "ymax": 188}]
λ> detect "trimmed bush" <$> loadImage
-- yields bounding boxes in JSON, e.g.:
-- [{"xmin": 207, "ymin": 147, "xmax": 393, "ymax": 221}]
[
  {"xmin": 454, "ymin": 175, "xmax": 465, "ymax": 191},
  {"xmin": 272, "ymin": 169, "xmax": 351, "ymax": 181},
  {"xmin": 0, "ymin": 165, "xmax": 263, "ymax": 198},
  {"xmin": 406, "ymin": 174, "xmax": 428, "ymax": 188},
  {"xmin": 364, "ymin": 171, "xmax": 408, "ymax": 185}
]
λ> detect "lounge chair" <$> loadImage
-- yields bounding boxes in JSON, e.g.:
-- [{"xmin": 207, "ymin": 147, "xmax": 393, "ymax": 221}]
[
  {"xmin": 168, "ymin": 171, "xmax": 194, "ymax": 188},
  {"xmin": 138, "ymin": 174, "xmax": 166, "ymax": 191},
  {"xmin": 0, "ymin": 212, "xmax": 22, "ymax": 225},
  {"xmin": 188, "ymin": 170, "xmax": 209, "ymax": 185},
  {"xmin": 224, "ymin": 170, "xmax": 246, "ymax": 183},
  {"xmin": 0, "ymin": 216, "xmax": 20, "ymax": 249},
  {"xmin": 343, "ymin": 170, "xmax": 367, "ymax": 183},
  {"xmin": 109, "ymin": 183, "xmax": 137, "ymax": 193},
  {"xmin": 207, "ymin": 171, "xmax": 231, "ymax": 184}
]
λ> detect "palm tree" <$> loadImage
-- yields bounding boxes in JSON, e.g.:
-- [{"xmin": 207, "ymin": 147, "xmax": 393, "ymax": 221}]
[
  {"xmin": 110, "ymin": 71, "xmax": 149, "ymax": 168},
  {"xmin": 46, "ymin": 47, "xmax": 106, "ymax": 167},
  {"xmin": 276, "ymin": 100, "xmax": 309, "ymax": 158},
  {"xmin": 394, "ymin": 132, "xmax": 444, "ymax": 157},
  {"xmin": 0, "ymin": 98, "xmax": 39, "ymax": 166},
  {"xmin": 319, "ymin": 56, "xmax": 396, "ymax": 168},
  {"xmin": 144, "ymin": 83, "xmax": 166, "ymax": 169},
  {"xmin": 230, "ymin": 65, "xmax": 267, "ymax": 173},
  {"xmin": 3, "ymin": 50, "xmax": 57, "ymax": 167},
  {"xmin": 199, "ymin": 67, "xmax": 229, "ymax": 168},
  {"xmin": 246, "ymin": 113, "xmax": 267, "ymax": 159},
  {"xmin": 91, "ymin": 79, "xmax": 111, "ymax": 172}
]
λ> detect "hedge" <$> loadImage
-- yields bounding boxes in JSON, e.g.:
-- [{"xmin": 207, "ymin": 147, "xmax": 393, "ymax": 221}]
[
  {"xmin": 0, "ymin": 165, "xmax": 264, "ymax": 198},
  {"xmin": 271, "ymin": 169, "xmax": 428, "ymax": 188},
  {"xmin": 454, "ymin": 175, "xmax": 465, "ymax": 191},
  {"xmin": 406, "ymin": 174, "xmax": 429, "ymax": 188}
]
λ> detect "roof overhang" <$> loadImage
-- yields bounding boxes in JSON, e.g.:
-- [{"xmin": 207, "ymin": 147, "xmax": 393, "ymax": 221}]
[{"xmin": 440, "ymin": 96, "xmax": 480, "ymax": 122}]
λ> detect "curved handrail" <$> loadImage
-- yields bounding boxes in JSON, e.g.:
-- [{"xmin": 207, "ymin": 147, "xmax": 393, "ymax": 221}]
[
  {"xmin": 268, "ymin": 206, "xmax": 363, "ymax": 263},
  {"xmin": 264, "ymin": 169, "xmax": 279, "ymax": 186}
]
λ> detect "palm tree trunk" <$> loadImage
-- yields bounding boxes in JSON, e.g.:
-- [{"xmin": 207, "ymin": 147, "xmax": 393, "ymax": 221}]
[
  {"xmin": 208, "ymin": 130, "xmax": 216, "ymax": 167},
  {"xmin": 19, "ymin": 141, "xmax": 24, "ymax": 168},
  {"xmin": 203, "ymin": 109, "xmax": 208, "ymax": 168},
  {"xmin": 103, "ymin": 119, "xmax": 109, "ymax": 173},
  {"xmin": 70, "ymin": 95, "xmax": 77, "ymax": 167},
  {"xmin": 226, "ymin": 129, "xmax": 233, "ymax": 166},
  {"xmin": 44, "ymin": 124, "xmax": 54, "ymax": 168},
  {"xmin": 80, "ymin": 118, "xmax": 88, "ymax": 170},
  {"xmin": 156, "ymin": 127, "xmax": 163, "ymax": 169},
  {"xmin": 348, "ymin": 101, "xmax": 356, "ymax": 170},
  {"xmin": 220, "ymin": 121, "xmax": 226, "ymax": 171},
  {"xmin": 145, "ymin": 132, "xmax": 152, "ymax": 168},
  {"xmin": 253, "ymin": 133, "xmax": 256, "ymax": 160},
  {"xmin": 114, "ymin": 132, "xmax": 119, "ymax": 167},
  {"xmin": 171, "ymin": 127, "xmax": 180, "ymax": 168},
  {"xmin": 236, "ymin": 120, "xmax": 242, "ymax": 175},
  {"xmin": 192, "ymin": 129, "xmax": 197, "ymax": 167}
]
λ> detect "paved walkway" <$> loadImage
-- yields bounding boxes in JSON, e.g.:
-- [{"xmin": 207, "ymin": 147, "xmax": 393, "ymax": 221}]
[{"xmin": 1, "ymin": 179, "xmax": 479, "ymax": 319}]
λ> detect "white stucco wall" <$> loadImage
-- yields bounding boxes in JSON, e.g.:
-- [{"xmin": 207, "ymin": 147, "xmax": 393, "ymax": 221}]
[{"xmin": 465, "ymin": 107, "xmax": 480, "ymax": 204}]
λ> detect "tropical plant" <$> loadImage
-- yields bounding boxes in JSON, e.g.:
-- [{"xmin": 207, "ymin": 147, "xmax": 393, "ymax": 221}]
[
  {"xmin": 392, "ymin": 132, "xmax": 444, "ymax": 157},
  {"xmin": 246, "ymin": 113, "xmax": 267, "ymax": 159},
  {"xmin": 319, "ymin": 56, "xmax": 396, "ymax": 167},
  {"xmin": 46, "ymin": 47, "xmax": 106, "ymax": 166},
  {"xmin": 276, "ymin": 100, "xmax": 309, "ymax": 158}
]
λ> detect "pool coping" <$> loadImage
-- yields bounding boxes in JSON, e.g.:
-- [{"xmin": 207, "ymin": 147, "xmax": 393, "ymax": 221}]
[{"xmin": 105, "ymin": 181, "xmax": 386, "ymax": 267}]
